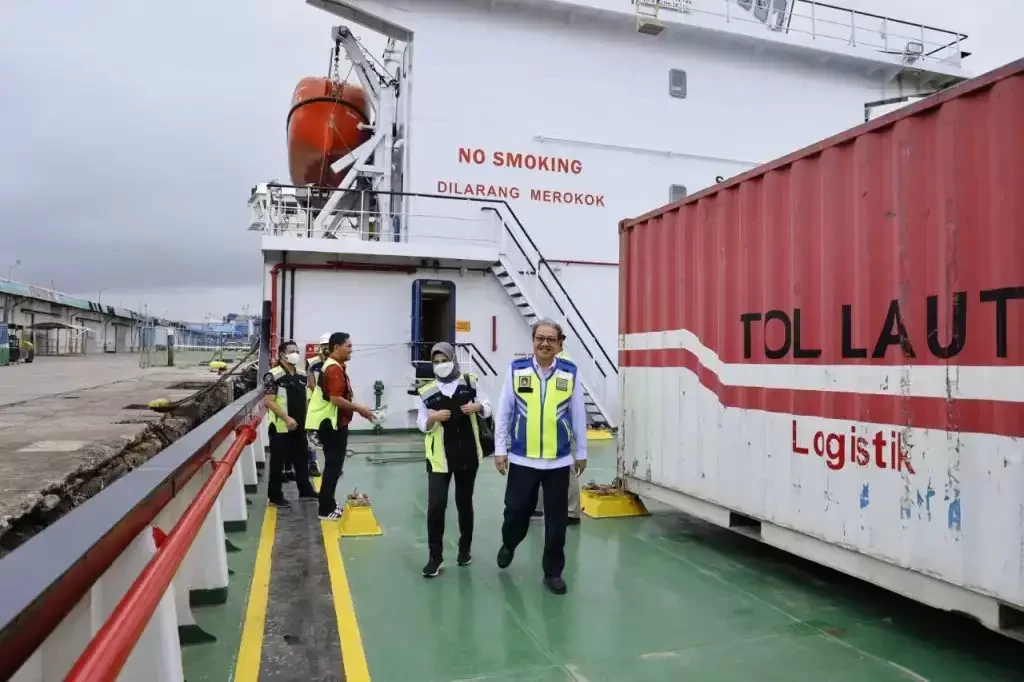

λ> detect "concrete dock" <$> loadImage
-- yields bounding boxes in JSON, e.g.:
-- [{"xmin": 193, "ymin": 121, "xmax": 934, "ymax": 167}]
[{"xmin": 0, "ymin": 355, "xmax": 230, "ymax": 553}]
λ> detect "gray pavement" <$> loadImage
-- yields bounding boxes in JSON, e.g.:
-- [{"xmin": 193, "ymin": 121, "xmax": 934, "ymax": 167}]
[{"xmin": 0, "ymin": 355, "xmax": 223, "ymax": 547}]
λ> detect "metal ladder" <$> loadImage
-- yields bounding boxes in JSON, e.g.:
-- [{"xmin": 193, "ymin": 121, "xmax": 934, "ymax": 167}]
[{"xmin": 490, "ymin": 260, "xmax": 614, "ymax": 430}]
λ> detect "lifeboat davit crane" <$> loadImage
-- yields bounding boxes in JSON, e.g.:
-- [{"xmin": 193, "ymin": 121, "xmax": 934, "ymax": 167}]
[{"xmin": 284, "ymin": 25, "xmax": 402, "ymax": 238}]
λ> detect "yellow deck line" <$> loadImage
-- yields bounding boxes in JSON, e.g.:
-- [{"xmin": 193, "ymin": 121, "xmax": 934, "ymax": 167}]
[
  {"xmin": 314, "ymin": 475, "xmax": 372, "ymax": 681},
  {"xmin": 322, "ymin": 520, "xmax": 372, "ymax": 681},
  {"xmin": 232, "ymin": 505, "xmax": 278, "ymax": 682}
]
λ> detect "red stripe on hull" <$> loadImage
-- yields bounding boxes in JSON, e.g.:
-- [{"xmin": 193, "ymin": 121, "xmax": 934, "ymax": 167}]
[{"xmin": 620, "ymin": 348, "xmax": 1024, "ymax": 438}]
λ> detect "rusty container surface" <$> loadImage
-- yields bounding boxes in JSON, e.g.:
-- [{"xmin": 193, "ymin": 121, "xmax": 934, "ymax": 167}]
[{"xmin": 617, "ymin": 59, "xmax": 1024, "ymax": 636}]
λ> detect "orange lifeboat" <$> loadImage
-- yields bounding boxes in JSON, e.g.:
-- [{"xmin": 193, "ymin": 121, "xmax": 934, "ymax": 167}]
[{"xmin": 286, "ymin": 77, "xmax": 371, "ymax": 187}]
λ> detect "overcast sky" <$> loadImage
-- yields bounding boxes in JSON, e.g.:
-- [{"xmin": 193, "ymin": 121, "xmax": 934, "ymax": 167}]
[{"xmin": 0, "ymin": 0, "xmax": 1019, "ymax": 321}]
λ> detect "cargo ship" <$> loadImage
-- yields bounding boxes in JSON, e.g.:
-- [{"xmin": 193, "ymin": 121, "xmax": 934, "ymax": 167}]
[{"xmin": 3, "ymin": 2, "xmax": 1023, "ymax": 682}]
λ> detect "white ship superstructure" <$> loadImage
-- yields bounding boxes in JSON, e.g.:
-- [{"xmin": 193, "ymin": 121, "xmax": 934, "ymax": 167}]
[{"xmin": 250, "ymin": 0, "xmax": 968, "ymax": 432}]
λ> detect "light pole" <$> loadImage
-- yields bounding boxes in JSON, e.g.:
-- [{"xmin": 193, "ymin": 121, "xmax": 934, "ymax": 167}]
[
  {"xmin": 1, "ymin": 260, "xmax": 20, "ymax": 325},
  {"xmin": 99, "ymin": 288, "xmax": 108, "ymax": 352}
]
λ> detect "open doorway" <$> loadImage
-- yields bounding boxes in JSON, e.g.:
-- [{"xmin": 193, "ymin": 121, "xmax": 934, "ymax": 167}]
[{"xmin": 411, "ymin": 279, "xmax": 455, "ymax": 378}]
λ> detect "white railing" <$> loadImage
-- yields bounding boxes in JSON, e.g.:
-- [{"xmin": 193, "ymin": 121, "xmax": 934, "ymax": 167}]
[
  {"xmin": 637, "ymin": 0, "xmax": 966, "ymax": 66},
  {"xmin": 249, "ymin": 187, "xmax": 504, "ymax": 252},
  {"xmin": 1, "ymin": 391, "xmax": 265, "ymax": 682}
]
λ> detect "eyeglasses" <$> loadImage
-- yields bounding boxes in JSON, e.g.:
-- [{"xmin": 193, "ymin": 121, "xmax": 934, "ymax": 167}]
[{"xmin": 533, "ymin": 335, "xmax": 559, "ymax": 344}]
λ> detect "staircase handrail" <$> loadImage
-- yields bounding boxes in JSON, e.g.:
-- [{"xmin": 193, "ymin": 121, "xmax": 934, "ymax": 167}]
[
  {"xmin": 408, "ymin": 341, "xmax": 498, "ymax": 376},
  {"xmin": 490, "ymin": 216, "xmax": 605, "ymax": 377},
  {"xmin": 459, "ymin": 342, "xmax": 498, "ymax": 376},
  {"xmin": 481, "ymin": 206, "xmax": 617, "ymax": 374}
]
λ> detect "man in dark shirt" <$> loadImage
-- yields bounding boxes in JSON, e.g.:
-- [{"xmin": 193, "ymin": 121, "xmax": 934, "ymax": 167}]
[
  {"xmin": 312, "ymin": 332, "xmax": 375, "ymax": 520},
  {"xmin": 263, "ymin": 340, "xmax": 317, "ymax": 508}
]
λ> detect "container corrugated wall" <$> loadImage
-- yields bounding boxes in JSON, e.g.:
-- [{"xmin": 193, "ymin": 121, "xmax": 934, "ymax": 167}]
[{"xmin": 617, "ymin": 60, "xmax": 1024, "ymax": 623}]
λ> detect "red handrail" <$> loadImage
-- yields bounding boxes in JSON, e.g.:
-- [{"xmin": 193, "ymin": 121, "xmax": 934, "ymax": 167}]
[{"xmin": 63, "ymin": 412, "xmax": 263, "ymax": 682}]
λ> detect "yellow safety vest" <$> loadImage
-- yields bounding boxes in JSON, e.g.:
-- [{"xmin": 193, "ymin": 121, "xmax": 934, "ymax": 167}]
[
  {"xmin": 267, "ymin": 366, "xmax": 295, "ymax": 433},
  {"xmin": 418, "ymin": 374, "xmax": 483, "ymax": 474},
  {"xmin": 509, "ymin": 356, "xmax": 576, "ymax": 459},
  {"xmin": 305, "ymin": 357, "xmax": 340, "ymax": 430}
]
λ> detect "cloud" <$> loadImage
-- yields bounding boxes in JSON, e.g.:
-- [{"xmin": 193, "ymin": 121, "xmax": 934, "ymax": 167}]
[{"xmin": 0, "ymin": 0, "xmax": 381, "ymax": 318}]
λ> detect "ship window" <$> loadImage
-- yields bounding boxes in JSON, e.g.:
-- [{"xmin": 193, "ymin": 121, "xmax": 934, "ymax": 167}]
[
  {"xmin": 669, "ymin": 185, "xmax": 688, "ymax": 202},
  {"xmin": 668, "ymin": 69, "xmax": 687, "ymax": 99}
]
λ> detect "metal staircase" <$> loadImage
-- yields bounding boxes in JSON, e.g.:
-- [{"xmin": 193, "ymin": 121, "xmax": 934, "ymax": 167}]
[{"xmin": 482, "ymin": 207, "xmax": 619, "ymax": 430}]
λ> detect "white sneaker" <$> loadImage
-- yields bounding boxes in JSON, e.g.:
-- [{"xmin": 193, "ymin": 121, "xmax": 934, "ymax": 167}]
[{"xmin": 319, "ymin": 506, "xmax": 343, "ymax": 521}]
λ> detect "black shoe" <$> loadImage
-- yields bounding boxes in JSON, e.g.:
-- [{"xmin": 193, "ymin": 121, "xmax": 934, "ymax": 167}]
[
  {"xmin": 457, "ymin": 548, "xmax": 472, "ymax": 566},
  {"xmin": 269, "ymin": 498, "xmax": 290, "ymax": 509},
  {"xmin": 298, "ymin": 493, "xmax": 318, "ymax": 500},
  {"xmin": 422, "ymin": 557, "xmax": 443, "ymax": 578},
  {"xmin": 497, "ymin": 546, "xmax": 514, "ymax": 569},
  {"xmin": 567, "ymin": 516, "xmax": 581, "ymax": 526},
  {"xmin": 309, "ymin": 463, "xmax": 322, "ymax": 477},
  {"xmin": 543, "ymin": 576, "xmax": 567, "ymax": 595},
  {"xmin": 285, "ymin": 470, "xmax": 296, "ymax": 482}
]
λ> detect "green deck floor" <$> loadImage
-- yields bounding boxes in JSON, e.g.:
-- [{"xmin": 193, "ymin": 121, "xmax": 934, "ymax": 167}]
[
  {"xmin": 184, "ymin": 434, "xmax": 1024, "ymax": 682},
  {"xmin": 339, "ymin": 435, "xmax": 1023, "ymax": 682}
]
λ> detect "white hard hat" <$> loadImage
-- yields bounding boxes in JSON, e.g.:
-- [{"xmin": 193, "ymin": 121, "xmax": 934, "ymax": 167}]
[{"xmin": 319, "ymin": 333, "xmax": 331, "ymax": 344}]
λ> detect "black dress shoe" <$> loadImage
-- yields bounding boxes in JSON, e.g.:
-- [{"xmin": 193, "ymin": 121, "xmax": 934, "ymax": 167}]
[
  {"xmin": 497, "ymin": 546, "xmax": 514, "ymax": 569},
  {"xmin": 543, "ymin": 576, "xmax": 567, "ymax": 594},
  {"xmin": 567, "ymin": 516, "xmax": 581, "ymax": 526}
]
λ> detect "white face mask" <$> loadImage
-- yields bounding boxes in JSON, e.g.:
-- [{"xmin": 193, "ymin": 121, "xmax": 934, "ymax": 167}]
[
  {"xmin": 433, "ymin": 361, "xmax": 454, "ymax": 378},
  {"xmin": 284, "ymin": 352, "xmax": 301, "ymax": 366}
]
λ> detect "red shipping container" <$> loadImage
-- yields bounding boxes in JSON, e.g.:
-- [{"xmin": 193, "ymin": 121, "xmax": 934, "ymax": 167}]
[{"xmin": 617, "ymin": 59, "xmax": 1024, "ymax": 639}]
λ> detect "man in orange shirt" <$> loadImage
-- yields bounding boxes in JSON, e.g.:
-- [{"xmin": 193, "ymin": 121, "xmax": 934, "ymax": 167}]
[{"xmin": 311, "ymin": 331, "xmax": 375, "ymax": 520}]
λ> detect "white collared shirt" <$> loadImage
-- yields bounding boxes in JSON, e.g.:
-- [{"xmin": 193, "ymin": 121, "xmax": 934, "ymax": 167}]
[{"xmin": 493, "ymin": 355, "xmax": 588, "ymax": 469}]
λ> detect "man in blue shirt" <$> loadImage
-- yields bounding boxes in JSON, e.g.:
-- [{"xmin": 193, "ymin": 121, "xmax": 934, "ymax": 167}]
[{"xmin": 493, "ymin": 319, "xmax": 587, "ymax": 594}]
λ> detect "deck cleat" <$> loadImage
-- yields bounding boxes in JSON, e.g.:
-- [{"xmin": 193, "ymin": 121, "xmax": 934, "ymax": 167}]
[
  {"xmin": 337, "ymin": 490, "xmax": 383, "ymax": 536},
  {"xmin": 579, "ymin": 480, "xmax": 649, "ymax": 519}
]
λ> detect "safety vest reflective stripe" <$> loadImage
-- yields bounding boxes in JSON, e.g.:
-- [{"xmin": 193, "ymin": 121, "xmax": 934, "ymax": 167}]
[
  {"xmin": 509, "ymin": 357, "xmax": 576, "ymax": 459},
  {"xmin": 418, "ymin": 374, "xmax": 483, "ymax": 474},
  {"xmin": 304, "ymin": 357, "xmax": 340, "ymax": 430},
  {"xmin": 268, "ymin": 366, "xmax": 290, "ymax": 432}
]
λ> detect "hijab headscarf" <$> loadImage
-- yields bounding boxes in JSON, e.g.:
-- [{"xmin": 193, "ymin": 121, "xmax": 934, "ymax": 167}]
[{"xmin": 430, "ymin": 342, "xmax": 461, "ymax": 383}]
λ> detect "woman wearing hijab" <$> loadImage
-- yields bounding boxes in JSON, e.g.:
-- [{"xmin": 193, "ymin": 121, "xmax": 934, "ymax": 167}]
[{"xmin": 415, "ymin": 342, "xmax": 493, "ymax": 578}]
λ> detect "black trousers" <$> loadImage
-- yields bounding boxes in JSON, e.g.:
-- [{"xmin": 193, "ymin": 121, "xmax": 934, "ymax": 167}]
[
  {"xmin": 268, "ymin": 429, "xmax": 315, "ymax": 501},
  {"xmin": 501, "ymin": 462, "xmax": 570, "ymax": 578},
  {"xmin": 317, "ymin": 421, "xmax": 349, "ymax": 516},
  {"xmin": 283, "ymin": 440, "xmax": 317, "ymax": 472},
  {"xmin": 426, "ymin": 463, "xmax": 478, "ymax": 560}
]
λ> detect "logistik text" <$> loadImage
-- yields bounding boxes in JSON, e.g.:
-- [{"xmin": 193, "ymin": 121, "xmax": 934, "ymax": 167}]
[{"xmin": 792, "ymin": 420, "xmax": 915, "ymax": 473}]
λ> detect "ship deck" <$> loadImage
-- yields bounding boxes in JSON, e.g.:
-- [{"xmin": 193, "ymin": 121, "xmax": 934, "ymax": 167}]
[{"xmin": 183, "ymin": 433, "xmax": 1024, "ymax": 682}]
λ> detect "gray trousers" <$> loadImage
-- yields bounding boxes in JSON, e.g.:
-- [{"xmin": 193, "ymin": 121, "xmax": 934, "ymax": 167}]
[{"xmin": 535, "ymin": 466, "xmax": 581, "ymax": 519}]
